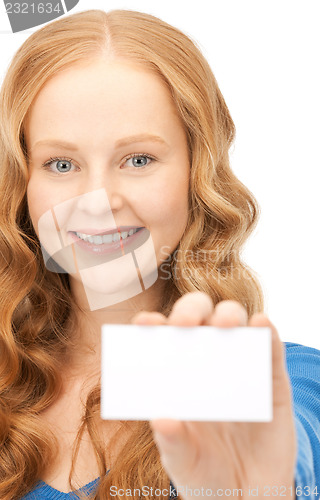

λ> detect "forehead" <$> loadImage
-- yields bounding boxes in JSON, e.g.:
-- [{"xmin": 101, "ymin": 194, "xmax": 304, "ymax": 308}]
[{"xmin": 25, "ymin": 58, "xmax": 183, "ymax": 148}]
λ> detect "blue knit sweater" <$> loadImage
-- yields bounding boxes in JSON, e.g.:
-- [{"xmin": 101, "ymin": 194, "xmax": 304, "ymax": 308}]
[{"xmin": 20, "ymin": 342, "xmax": 320, "ymax": 499}]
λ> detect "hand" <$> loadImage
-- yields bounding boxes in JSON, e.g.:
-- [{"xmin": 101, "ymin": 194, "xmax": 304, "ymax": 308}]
[{"xmin": 132, "ymin": 292, "xmax": 297, "ymax": 500}]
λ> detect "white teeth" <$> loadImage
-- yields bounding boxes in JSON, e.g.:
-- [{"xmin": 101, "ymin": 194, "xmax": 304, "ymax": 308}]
[
  {"xmin": 102, "ymin": 234, "xmax": 113, "ymax": 244},
  {"xmin": 75, "ymin": 228, "xmax": 140, "ymax": 245}
]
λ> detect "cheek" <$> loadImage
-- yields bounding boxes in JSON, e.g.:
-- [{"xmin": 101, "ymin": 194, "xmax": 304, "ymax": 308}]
[
  {"xmin": 26, "ymin": 178, "xmax": 52, "ymax": 235},
  {"xmin": 139, "ymin": 174, "xmax": 189, "ymax": 232},
  {"xmin": 27, "ymin": 176, "xmax": 76, "ymax": 234},
  {"xmin": 162, "ymin": 170, "xmax": 190, "ymax": 227}
]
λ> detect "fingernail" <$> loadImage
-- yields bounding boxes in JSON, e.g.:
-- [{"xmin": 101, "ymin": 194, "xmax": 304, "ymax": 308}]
[
  {"xmin": 135, "ymin": 318, "xmax": 149, "ymax": 325},
  {"xmin": 238, "ymin": 310, "xmax": 248, "ymax": 326},
  {"xmin": 153, "ymin": 430, "xmax": 178, "ymax": 444},
  {"xmin": 133, "ymin": 313, "xmax": 150, "ymax": 325}
]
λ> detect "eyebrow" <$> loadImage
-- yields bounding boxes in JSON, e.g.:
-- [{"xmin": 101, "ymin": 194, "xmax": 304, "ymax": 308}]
[{"xmin": 32, "ymin": 134, "xmax": 169, "ymax": 151}]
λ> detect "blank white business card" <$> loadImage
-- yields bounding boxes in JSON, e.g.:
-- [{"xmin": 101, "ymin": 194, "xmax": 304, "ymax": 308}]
[{"xmin": 101, "ymin": 325, "xmax": 272, "ymax": 422}]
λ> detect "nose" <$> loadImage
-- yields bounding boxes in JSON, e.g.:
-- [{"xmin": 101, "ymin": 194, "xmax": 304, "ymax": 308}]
[
  {"xmin": 76, "ymin": 174, "xmax": 124, "ymax": 216},
  {"xmin": 76, "ymin": 189, "xmax": 110, "ymax": 216}
]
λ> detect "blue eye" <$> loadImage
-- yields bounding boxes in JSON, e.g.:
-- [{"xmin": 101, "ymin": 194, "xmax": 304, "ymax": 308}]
[
  {"xmin": 124, "ymin": 154, "xmax": 154, "ymax": 169},
  {"xmin": 130, "ymin": 156, "xmax": 149, "ymax": 167},
  {"xmin": 56, "ymin": 159, "xmax": 72, "ymax": 172},
  {"xmin": 41, "ymin": 157, "xmax": 77, "ymax": 174}
]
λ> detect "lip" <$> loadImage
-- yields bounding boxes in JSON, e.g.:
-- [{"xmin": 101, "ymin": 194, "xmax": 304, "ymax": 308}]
[
  {"xmin": 69, "ymin": 226, "xmax": 143, "ymax": 236},
  {"xmin": 68, "ymin": 227, "xmax": 145, "ymax": 255}
]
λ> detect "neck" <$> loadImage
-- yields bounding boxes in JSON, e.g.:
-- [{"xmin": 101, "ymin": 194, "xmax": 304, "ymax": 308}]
[{"xmin": 64, "ymin": 275, "xmax": 166, "ymax": 377}]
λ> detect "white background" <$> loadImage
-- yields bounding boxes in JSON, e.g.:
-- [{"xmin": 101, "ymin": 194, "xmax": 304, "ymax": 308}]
[{"xmin": 0, "ymin": 1, "xmax": 319, "ymax": 349}]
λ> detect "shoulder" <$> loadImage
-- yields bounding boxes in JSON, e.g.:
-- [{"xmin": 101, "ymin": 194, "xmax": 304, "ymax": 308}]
[
  {"xmin": 283, "ymin": 341, "xmax": 320, "ymax": 409},
  {"xmin": 284, "ymin": 341, "xmax": 320, "ymax": 379},
  {"xmin": 283, "ymin": 342, "xmax": 320, "ymax": 489}
]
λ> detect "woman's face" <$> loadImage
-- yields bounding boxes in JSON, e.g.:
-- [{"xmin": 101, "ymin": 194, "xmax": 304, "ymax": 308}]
[{"xmin": 25, "ymin": 57, "xmax": 190, "ymax": 306}]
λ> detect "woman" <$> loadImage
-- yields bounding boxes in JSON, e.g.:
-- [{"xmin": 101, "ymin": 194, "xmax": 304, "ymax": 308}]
[{"xmin": 0, "ymin": 9, "xmax": 318, "ymax": 500}]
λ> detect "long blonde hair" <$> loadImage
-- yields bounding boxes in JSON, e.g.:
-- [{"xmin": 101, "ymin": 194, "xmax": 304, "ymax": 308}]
[{"xmin": 0, "ymin": 9, "xmax": 264, "ymax": 499}]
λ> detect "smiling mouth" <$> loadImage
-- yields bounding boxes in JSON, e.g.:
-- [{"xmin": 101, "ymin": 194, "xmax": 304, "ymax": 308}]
[{"xmin": 71, "ymin": 227, "xmax": 143, "ymax": 245}]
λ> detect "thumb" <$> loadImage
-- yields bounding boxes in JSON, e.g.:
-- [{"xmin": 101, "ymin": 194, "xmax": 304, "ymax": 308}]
[
  {"xmin": 248, "ymin": 313, "xmax": 292, "ymax": 408},
  {"xmin": 150, "ymin": 419, "xmax": 197, "ymax": 477}
]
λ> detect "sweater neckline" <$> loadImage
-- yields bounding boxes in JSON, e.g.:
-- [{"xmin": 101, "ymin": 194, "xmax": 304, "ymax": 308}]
[{"xmin": 33, "ymin": 476, "xmax": 100, "ymax": 499}]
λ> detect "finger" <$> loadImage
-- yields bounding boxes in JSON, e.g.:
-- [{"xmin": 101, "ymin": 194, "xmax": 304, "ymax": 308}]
[
  {"xmin": 131, "ymin": 311, "xmax": 167, "ymax": 325},
  {"xmin": 150, "ymin": 419, "xmax": 198, "ymax": 478},
  {"xmin": 168, "ymin": 291, "xmax": 214, "ymax": 326},
  {"xmin": 248, "ymin": 313, "xmax": 292, "ymax": 408},
  {"xmin": 209, "ymin": 300, "xmax": 248, "ymax": 327}
]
